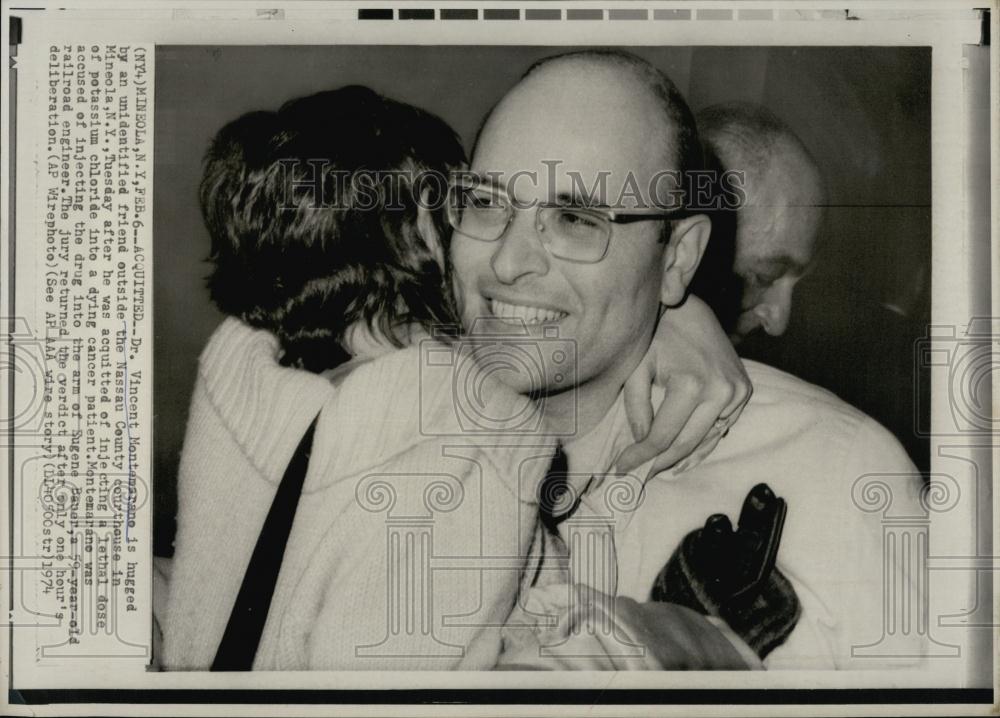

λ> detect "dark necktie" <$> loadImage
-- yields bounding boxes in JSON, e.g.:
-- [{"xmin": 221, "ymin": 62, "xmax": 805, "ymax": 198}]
[
  {"xmin": 538, "ymin": 443, "xmax": 581, "ymax": 533},
  {"xmin": 212, "ymin": 414, "xmax": 319, "ymax": 671}
]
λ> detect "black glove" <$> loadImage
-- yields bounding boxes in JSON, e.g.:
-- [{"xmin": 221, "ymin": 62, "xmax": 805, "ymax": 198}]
[{"xmin": 650, "ymin": 483, "xmax": 801, "ymax": 659}]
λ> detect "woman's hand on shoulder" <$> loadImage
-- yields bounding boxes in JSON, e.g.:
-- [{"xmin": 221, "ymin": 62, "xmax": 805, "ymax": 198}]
[{"xmin": 617, "ymin": 296, "xmax": 752, "ymax": 476}]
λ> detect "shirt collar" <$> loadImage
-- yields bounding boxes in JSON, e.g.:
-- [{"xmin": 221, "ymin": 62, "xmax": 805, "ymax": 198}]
[
  {"xmin": 562, "ymin": 387, "xmax": 683, "ymax": 531},
  {"xmin": 563, "ymin": 391, "xmax": 629, "ymax": 483}
]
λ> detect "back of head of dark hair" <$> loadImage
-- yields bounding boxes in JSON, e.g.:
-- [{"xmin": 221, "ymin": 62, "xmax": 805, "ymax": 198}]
[{"xmin": 200, "ymin": 85, "xmax": 466, "ymax": 372}]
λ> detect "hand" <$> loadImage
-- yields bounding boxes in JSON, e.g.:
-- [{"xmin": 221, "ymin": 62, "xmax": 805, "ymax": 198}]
[
  {"xmin": 497, "ymin": 583, "xmax": 759, "ymax": 670},
  {"xmin": 617, "ymin": 296, "xmax": 752, "ymax": 476},
  {"xmin": 605, "ymin": 595, "xmax": 761, "ymax": 670}
]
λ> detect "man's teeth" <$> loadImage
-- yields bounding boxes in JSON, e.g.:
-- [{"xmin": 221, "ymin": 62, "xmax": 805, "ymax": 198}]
[{"xmin": 489, "ymin": 299, "xmax": 567, "ymax": 324}]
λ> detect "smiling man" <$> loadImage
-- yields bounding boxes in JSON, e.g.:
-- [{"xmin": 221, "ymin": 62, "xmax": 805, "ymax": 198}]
[
  {"xmin": 450, "ymin": 51, "xmax": 710, "ymax": 439},
  {"xmin": 449, "ymin": 50, "xmax": 925, "ymax": 670}
]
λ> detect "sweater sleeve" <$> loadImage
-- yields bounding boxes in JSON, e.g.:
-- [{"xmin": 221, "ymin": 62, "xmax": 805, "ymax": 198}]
[{"xmin": 297, "ymin": 437, "xmax": 552, "ymax": 670}]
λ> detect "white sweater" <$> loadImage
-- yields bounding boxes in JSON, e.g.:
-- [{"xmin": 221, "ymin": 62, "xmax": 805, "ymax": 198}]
[{"xmin": 162, "ymin": 318, "xmax": 554, "ymax": 670}]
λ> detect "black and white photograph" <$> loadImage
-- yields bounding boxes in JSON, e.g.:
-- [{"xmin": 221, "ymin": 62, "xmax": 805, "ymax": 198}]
[
  {"xmin": 152, "ymin": 43, "xmax": 937, "ymax": 673},
  {"xmin": 2, "ymin": 2, "xmax": 995, "ymax": 715}
]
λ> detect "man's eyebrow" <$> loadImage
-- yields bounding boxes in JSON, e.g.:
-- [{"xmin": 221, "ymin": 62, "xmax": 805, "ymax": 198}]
[{"xmin": 553, "ymin": 190, "xmax": 607, "ymax": 209}]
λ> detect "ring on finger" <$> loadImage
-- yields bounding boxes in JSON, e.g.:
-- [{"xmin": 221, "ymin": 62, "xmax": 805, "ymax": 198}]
[{"xmin": 713, "ymin": 416, "xmax": 733, "ymax": 434}]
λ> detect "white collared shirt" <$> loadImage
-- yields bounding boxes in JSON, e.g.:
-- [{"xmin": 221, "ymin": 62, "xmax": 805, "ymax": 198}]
[{"xmin": 558, "ymin": 360, "xmax": 926, "ymax": 670}]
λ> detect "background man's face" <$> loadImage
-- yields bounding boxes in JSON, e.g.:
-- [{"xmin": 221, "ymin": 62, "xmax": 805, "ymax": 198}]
[
  {"xmin": 450, "ymin": 62, "xmax": 669, "ymax": 397},
  {"xmin": 732, "ymin": 148, "xmax": 823, "ymax": 340},
  {"xmin": 732, "ymin": 204, "xmax": 821, "ymax": 339}
]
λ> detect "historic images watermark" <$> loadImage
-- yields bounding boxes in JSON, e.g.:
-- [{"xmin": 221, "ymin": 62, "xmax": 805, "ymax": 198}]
[{"xmin": 274, "ymin": 161, "xmax": 749, "ymax": 213}]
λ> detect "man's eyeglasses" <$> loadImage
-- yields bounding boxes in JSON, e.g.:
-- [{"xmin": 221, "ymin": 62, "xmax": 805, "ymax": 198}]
[{"xmin": 445, "ymin": 178, "xmax": 687, "ymax": 264}]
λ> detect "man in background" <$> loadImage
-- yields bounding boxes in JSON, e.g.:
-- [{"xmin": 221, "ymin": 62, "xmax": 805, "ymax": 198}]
[
  {"xmin": 695, "ymin": 102, "xmax": 826, "ymax": 343},
  {"xmin": 694, "ymin": 102, "xmax": 929, "ymax": 473}
]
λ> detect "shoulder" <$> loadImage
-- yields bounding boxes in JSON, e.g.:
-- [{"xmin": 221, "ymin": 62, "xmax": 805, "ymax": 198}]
[
  {"xmin": 627, "ymin": 363, "xmax": 922, "ymax": 667},
  {"xmin": 642, "ymin": 357, "xmax": 922, "ymax": 574},
  {"xmin": 188, "ymin": 317, "xmax": 335, "ymax": 480},
  {"xmin": 635, "ymin": 359, "xmax": 919, "ymax": 570},
  {"xmin": 307, "ymin": 342, "xmax": 554, "ymax": 494},
  {"xmin": 731, "ymin": 359, "xmax": 910, "ymax": 465},
  {"xmin": 741, "ymin": 359, "xmax": 870, "ymax": 422},
  {"xmin": 325, "ymin": 341, "xmax": 533, "ymax": 436}
]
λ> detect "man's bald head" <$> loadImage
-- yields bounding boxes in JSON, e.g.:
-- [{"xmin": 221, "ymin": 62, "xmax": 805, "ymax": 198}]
[
  {"xmin": 473, "ymin": 49, "xmax": 705, "ymax": 206},
  {"xmin": 519, "ymin": 51, "xmax": 702, "ymax": 179},
  {"xmin": 697, "ymin": 102, "xmax": 826, "ymax": 340}
]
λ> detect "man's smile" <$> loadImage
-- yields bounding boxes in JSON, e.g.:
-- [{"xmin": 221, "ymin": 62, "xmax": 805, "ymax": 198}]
[{"xmin": 486, "ymin": 297, "xmax": 569, "ymax": 325}]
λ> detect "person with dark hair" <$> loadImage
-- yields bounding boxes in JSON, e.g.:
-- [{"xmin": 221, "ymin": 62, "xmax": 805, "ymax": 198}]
[
  {"xmin": 199, "ymin": 85, "xmax": 463, "ymax": 372},
  {"xmin": 162, "ymin": 86, "xmax": 559, "ymax": 670},
  {"xmin": 160, "ymin": 83, "xmax": 752, "ymax": 671}
]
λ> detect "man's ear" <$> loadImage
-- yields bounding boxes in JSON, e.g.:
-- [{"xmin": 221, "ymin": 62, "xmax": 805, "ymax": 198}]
[
  {"xmin": 416, "ymin": 188, "xmax": 446, "ymax": 270},
  {"xmin": 660, "ymin": 213, "xmax": 711, "ymax": 307}
]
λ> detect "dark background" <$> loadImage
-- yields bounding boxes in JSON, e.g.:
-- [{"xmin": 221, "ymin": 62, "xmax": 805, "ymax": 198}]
[{"xmin": 153, "ymin": 46, "xmax": 931, "ymax": 556}]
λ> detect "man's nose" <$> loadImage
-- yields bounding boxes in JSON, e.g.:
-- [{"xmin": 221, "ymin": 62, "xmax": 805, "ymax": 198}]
[
  {"xmin": 756, "ymin": 281, "xmax": 795, "ymax": 336},
  {"xmin": 489, "ymin": 209, "xmax": 550, "ymax": 284}
]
